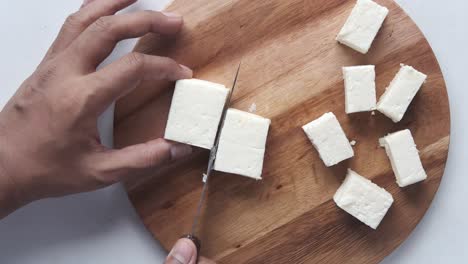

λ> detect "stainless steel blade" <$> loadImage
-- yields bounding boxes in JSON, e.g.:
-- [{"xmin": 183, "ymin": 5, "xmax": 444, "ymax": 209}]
[{"xmin": 190, "ymin": 62, "xmax": 242, "ymax": 235}]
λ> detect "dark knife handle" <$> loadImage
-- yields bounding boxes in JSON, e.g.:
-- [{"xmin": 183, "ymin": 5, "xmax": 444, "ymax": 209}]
[{"xmin": 181, "ymin": 234, "xmax": 201, "ymax": 262}]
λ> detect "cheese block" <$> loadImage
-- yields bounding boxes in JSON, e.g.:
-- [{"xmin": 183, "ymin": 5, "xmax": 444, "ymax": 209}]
[
  {"xmin": 334, "ymin": 169, "xmax": 394, "ymax": 229},
  {"xmin": 302, "ymin": 112, "xmax": 354, "ymax": 167},
  {"xmin": 336, "ymin": 0, "xmax": 389, "ymax": 54},
  {"xmin": 376, "ymin": 65, "xmax": 427, "ymax": 122},
  {"xmin": 379, "ymin": 129, "xmax": 427, "ymax": 187},
  {"xmin": 164, "ymin": 79, "xmax": 229, "ymax": 149},
  {"xmin": 343, "ymin": 65, "xmax": 376, "ymax": 113},
  {"xmin": 214, "ymin": 109, "xmax": 271, "ymax": 179}
]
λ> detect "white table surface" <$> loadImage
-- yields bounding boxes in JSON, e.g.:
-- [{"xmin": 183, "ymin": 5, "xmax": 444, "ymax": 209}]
[{"xmin": 0, "ymin": 0, "xmax": 466, "ymax": 263}]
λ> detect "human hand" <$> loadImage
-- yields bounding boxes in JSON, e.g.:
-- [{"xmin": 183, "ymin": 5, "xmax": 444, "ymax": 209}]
[
  {"xmin": 0, "ymin": 0, "xmax": 194, "ymax": 218},
  {"xmin": 165, "ymin": 238, "xmax": 216, "ymax": 264}
]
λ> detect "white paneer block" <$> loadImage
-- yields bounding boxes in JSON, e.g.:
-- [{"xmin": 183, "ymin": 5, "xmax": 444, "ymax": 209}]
[
  {"xmin": 379, "ymin": 129, "xmax": 427, "ymax": 187},
  {"xmin": 334, "ymin": 169, "xmax": 394, "ymax": 229},
  {"xmin": 343, "ymin": 65, "xmax": 376, "ymax": 113},
  {"xmin": 164, "ymin": 79, "xmax": 229, "ymax": 149},
  {"xmin": 214, "ymin": 109, "xmax": 271, "ymax": 180},
  {"xmin": 302, "ymin": 112, "xmax": 354, "ymax": 167},
  {"xmin": 336, "ymin": 0, "xmax": 389, "ymax": 54},
  {"xmin": 376, "ymin": 65, "xmax": 427, "ymax": 122}
]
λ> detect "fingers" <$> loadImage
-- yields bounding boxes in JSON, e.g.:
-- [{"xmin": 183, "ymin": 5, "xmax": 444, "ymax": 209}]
[
  {"xmin": 44, "ymin": 0, "xmax": 137, "ymax": 60},
  {"xmin": 68, "ymin": 11, "xmax": 184, "ymax": 71},
  {"xmin": 94, "ymin": 139, "xmax": 192, "ymax": 183},
  {"xmin": 84, "ymin": 54, "xmax": 192, "ymax": 113},
  {"xmin": 165, "ymin": 238, "xmax": 198, "ymax": 264},
  {"xmin": 164, "ymin": 239, "xmax": 217, "ymax": 264}
]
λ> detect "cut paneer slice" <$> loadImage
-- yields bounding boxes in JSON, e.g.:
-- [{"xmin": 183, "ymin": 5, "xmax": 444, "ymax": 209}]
[
  {"xmin": 336, "ymin": 0, "xmax": 389, "ymax": 54},
  {"xmin": 334, "ymin": 169, "xmax": 394, "ymax": 229},
  {"xmin": 376, "ymin": 65, "xmax": 427, "ymax": 122},
  {"xmin": 164, "ymin": 79, "xmax": 229, "ymax": 149},
  {"xmin": 379, "ymin": 129, "xmax": 427, "ymax": 187},
  {"xmin": 214, "ymin": 109, "xmax": 271, "ymax": 180},
  {"xmin": 302, "ymin": 112, "xmax": 354, "ymax": 167},
  {"xmin": 343, "ymin": 65, "xmax": 376, "ymax": 113}
]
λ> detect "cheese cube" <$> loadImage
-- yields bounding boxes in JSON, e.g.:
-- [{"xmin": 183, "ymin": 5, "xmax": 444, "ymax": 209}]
[
  {"xmin": 343, "ymin": 65, "xmax": 377, "ymax": 113},
  {"xmin": 336, "ymin": 0, "xmax": 389, "ymax": 54},
  {"xmin": 214, "ymin": 109, "xmax": 271, "ymax": 179},
  {"xmin": 376, "ymin": 65, "xmax": 427, "ymax": 122},
  {"xmin": 379, "ymin": 129, "xmax": 427, "ymax": 187},
  {"xmin": 334, "ymin": 169, "xmax": 394, "ymax": 229},
  {"xmin": 302, "ymin": 112, "xmax": 354, "ymax": 167},
  {"xmin": 164, "ymin": 79, "xmax": 229, "ymax": 149}
]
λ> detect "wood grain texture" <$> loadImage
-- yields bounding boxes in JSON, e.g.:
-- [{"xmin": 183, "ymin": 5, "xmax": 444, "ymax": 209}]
[{"xmin": 114, "ymin": 0, "xmax": 451, "ymax": 263}]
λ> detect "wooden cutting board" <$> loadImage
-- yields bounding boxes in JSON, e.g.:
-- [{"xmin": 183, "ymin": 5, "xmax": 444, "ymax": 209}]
[{"xmin": 114, "ymin": 0, "xmax": 450, "ymax": 263}]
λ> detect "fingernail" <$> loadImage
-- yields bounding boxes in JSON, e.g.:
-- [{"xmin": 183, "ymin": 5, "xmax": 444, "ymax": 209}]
[
  {"xmin": 170, "ymin": 144, "xmax": 192, "ymax": 160},
  {"xmin": 163, "ymin": 12, "xmax": 182, "ymax": 18},
  {"xmin": 179, "ymin": 64, "xmax": 193, "ymax": 78},
  {"xmin": 167, "ymin": 239, "xmax": 196, "ymax": 264}
]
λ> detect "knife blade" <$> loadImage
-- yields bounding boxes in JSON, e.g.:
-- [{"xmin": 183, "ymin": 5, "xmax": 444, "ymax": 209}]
[{"xmin": 189, "ymin": 62, "xmax": 242, "ymax": 238}]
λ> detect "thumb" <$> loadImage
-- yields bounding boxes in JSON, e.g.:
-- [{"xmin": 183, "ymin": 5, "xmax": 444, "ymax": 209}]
[
  {"xmin": 165, "ymin": 238, "xmax": 198, "ymax": 264},
  {"xmin": 94, "ymin": 138, "xmax": 192, "ymax": 182}
]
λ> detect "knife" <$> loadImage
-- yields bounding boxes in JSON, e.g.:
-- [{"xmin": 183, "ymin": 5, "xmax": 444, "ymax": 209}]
[{"xmin": 182, "ymin": 61, "xmax": 242, "ymax": 257}]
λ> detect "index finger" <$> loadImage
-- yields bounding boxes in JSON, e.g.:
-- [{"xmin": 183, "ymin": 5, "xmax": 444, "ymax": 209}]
[
  {"xmin": 44, "ymin": 0, "xmax": 137, "ymax": 61},
  {"xmin": 67, "ymin": 11, "xmax": 184, "ymax": 72}
]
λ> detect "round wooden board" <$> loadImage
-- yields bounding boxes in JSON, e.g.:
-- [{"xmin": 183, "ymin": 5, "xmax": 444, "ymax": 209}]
[{"xmin": 114, "ymin": 0, "xmax": 450, "ymax": 263}]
